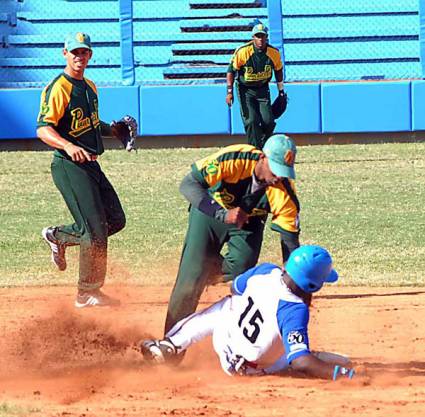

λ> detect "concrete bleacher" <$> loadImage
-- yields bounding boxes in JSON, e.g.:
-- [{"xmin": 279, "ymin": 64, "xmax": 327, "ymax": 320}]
[
  {"xmin": 132, "ymin": 0, "xmax": 266, "ymax": 83},
  {"xmin": 283, "ymin": 0, "xmax": 420, "ymax": 80},
  {"xmin": 0, "ymin": 0, "xmax": 121, "ymax": 87},
  {"xmin": 160, "ymin": 0, "xmax": 420, "ymax": 82},
  {"xmin": 2, "ymin": 0, "xmax": 420, "ymax": 85},
  {"xmin": 0, "ymin": 0, "xmax": 422, "ymax": 86}
]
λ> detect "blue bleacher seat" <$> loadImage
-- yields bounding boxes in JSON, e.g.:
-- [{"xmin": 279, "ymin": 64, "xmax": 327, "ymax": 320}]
[
  {"xmin": 133, "ymin": 2, "xmax": 266, "ymax": 19},
  {"xmin": 171, "ymin": 54, "xmax": 230, "ymax": 64},
  {"xmin": 280, "ymin": 0, "xmax": 418, "ymax": 15},
  {"xmin": 190, "ymin": 0, "xmax": 264, "ymax": 9},
  {"xmin": 6, "ymin": 33, "xmax": 118, "ymax": 46},
  {"xmin": 0, "ymin": 0, "xmax": 422, "ymax": 86},
  {"xmin": 180, "ymin": 17, "xmax": 266, "ymax": 31},
  {"xmin": 281, "ymin": 15, "xmax": 418, "ymax": 39},
  {"xmin": 284, "ymin": 40, "xmax": 420, "ymax": 62},
  {"xmin": 172, "ymin": 42, "xmax": 241, "ymax": 54},
  {"xmin": 284, "ymin": 61, "xmax": 422, "ymax": 82}
]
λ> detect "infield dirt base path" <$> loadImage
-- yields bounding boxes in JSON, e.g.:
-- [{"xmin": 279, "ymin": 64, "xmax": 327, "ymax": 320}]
[{"xmin": 0, "ymin": 285, "xmax": 424, "ymax": 417}]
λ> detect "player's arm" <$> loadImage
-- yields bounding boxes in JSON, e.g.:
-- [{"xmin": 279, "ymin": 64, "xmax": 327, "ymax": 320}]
[
  {"xmin": 268, "ymin": 182, "xmax": 300, "ymax": 262},
  {"xmin": 226, "ymin": 72, "xmax": 235, "ymax": 106},
  {"xmin": 180, "ymin": 169, "xmax": 248, "ymax": 228},
  {"xmin": 37, "ymin": 126, "xmax": 93, "ymax": 163},
  {"xmin": 274, "ymin": 68, "xmax": 285, "ymax": 98},
  {"xmin": 280, "ymin": 229, "xmax": 300, "ymax": 262},
  {"xmin": 291, "ymin": 353, "xmax": 341, "ymax": 379},
  {"xmin": 279, "ymin": 303, "xmax": 354, "ymax": 380}
]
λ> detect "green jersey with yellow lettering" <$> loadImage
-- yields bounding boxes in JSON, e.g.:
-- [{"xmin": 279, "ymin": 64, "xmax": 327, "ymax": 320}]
[
  {"xmin": 228, "ymin": 41, "xmax": 283, "ymax": 88},
  {"xmin": 37, "ymin": 72, "xmax": 104, "ymax": 156},
  {"xmin": 191, "ymin": 144, "xmax": 300, "ymax": 234}
]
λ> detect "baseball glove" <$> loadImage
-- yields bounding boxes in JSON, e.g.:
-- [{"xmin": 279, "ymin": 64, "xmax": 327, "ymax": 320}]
[
  {"xmin": 110, "ymin": 115, "xmax": 138, "ymax": 151},
  {"xmin": 272, "ymin": 90, "xmax": 288, "ymax": 120}
]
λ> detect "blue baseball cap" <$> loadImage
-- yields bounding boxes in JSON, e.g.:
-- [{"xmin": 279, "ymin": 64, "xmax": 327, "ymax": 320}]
[
  {"xmin": 263, "ymin": 134, "xmax": 297, "ymax": 179},
  {"xmin": 64, "ymin": 32, "xmax": 92, "ymax": 52},
  {"xmin": 252, "ymin": 23, "xmax": 268, "ymax": 36}
]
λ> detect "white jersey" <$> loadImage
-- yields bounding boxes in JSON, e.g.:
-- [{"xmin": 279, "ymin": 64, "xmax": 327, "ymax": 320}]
[
  {"xmin": 213, "ymin": 263, "xmax": 310, "ymax": 370},
  {"xmin": 166, "ymin": 263, "xmax": 311, "ymax": 375}
]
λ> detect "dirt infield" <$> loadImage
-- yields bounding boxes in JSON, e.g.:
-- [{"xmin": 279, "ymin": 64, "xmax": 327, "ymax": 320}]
[{"xmin": 1, "ymin": 285, "xmax": 425, "ymax": 417}]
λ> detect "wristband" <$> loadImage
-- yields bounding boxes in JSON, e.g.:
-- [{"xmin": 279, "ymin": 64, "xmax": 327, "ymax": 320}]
[
  {"xmin": 333, "ymin": 365, "xmax": 355, "ymax": 381},
  {"xmin": 227, "ymin": 86, "xmax": 233, "ymax": 94},
  {"xmin": 198, "ymin": 196, "xmax": 224, "ymax": 218}
]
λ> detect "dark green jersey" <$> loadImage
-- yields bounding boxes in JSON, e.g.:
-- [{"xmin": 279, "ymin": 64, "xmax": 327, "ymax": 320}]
[
  {"xmin": 191, "ymin": 144, "xmax": 300, "ymax": 233},
  {"xmin": 37, "ymin": 72, "xmax": 104, "ymax": 156},
  {"xmin": 227, "ymin": 41, "xmax": 283, "ymax": 87}
]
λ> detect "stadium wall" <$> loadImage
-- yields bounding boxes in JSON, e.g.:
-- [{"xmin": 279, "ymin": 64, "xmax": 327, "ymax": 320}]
[
  {"xmin": 1, "ymin": 0, "xmax": 425, "ymax": 140},
  {"xmin": 2, "ymin": 80, "xmax": 425, "ymax": 140}
]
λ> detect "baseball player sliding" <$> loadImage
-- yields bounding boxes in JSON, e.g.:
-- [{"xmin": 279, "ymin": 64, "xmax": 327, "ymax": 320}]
[{"xmin": 140, "ymin": 245, "xmax": 355, "ymax": 380}]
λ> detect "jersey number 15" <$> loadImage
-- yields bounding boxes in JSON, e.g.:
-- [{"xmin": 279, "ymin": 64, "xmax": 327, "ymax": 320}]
[{"xmin": 238, "ymin": 296, "xmax": 264, "ymax": 344}]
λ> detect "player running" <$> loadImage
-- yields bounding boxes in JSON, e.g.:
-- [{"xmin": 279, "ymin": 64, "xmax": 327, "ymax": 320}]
[{"xmin": 140, "ymin": 245, "xmax": 355, "ymax": 380}]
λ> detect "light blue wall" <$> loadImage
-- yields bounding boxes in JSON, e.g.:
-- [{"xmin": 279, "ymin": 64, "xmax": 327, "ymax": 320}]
[
  {"xmin": 321, "ymin": 82, "xmax": 411, "ymax": 133},
  {"xmin": 1, "ymin": 81, "xmax": 424, "ymax": 140}
]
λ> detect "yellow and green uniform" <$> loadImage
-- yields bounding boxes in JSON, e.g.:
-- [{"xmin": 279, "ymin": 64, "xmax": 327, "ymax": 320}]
[
  {"xmin": 164, "ymin": 144, "xmax": 300, "ymax": 334},
  {"xmin": 37, "ymin": 72, "xmax": 125, "ymax": 292},
  {"xmin": 228, "ymin": 42, "xmax": 283, "ymax": 149}
]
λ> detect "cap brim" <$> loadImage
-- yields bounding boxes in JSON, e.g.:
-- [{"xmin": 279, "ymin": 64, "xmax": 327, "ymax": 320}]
[
  {"xmin": 66, "ymin": 43, "xmax": 91, "ymax": 52},
  {"xmin": 268, "ymin": 158, "xmax": 295, "ymax": 179},
  {"xmin": 325, "ymin": 269, "xmax": 339, "ymax": 283},
  {"xmin": 253, "ymin": 31, "xmax": 267, "ymax": 36}
]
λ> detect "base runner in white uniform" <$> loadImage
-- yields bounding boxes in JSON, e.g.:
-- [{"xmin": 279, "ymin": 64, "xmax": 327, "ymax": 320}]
[{"xmin": 140, "ymin": 245, "xmax": 355, "ymax": 381}]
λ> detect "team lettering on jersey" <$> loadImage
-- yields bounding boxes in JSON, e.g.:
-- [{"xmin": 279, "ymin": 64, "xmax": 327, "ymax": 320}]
[
  {"xmin": 212, "ymin": 189, "xmax": 235, "ymax": 206},
  {"xmin": 244, "ymin": 65, "xmax": 272, "ymax": 82},
  {"xmin": 69, "ymin": 101, "xmax": 100, "ymax": 138}
]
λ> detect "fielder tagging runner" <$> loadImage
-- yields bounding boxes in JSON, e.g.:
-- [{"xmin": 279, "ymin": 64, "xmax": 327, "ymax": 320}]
[{"xmin": 141, "ymin": 245, "xmax": 355, "ymax": 380}]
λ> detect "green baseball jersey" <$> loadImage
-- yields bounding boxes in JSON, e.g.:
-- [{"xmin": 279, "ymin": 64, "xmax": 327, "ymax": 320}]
[
  {"xmin": 191, "ymin": 144, "xmax": 300, "ymax": 233},
  {"xmin": 228, "ymin": 41, "xmax": 283, "ymax": 87},
  {"xmin": 37, "ymin": 72, "xmax": 104, "ymax": 156}
]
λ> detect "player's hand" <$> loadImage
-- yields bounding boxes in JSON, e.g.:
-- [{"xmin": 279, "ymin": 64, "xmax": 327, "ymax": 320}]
[
  {"xmin": 64, "ymin": 142, "xmax": 94, "ymax": 163},
  {"xmin": 226, "ymin": 93, "xmax": 234, "ymax": 107},
  {"xmin": 225, "ymin": 207, "xmax": 249, "ymax": 229}
]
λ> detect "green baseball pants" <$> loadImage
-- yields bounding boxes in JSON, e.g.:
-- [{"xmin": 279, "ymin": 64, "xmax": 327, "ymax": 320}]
[
  {"xmin": 237, "ymin": 83, "xmax": 276, "ymax": 150},
  {"xmin": 164, "ymin": 206, "xmax": 265, "ymax": 334},
  {"xmin": 50, "ymin": 155, "xmax": 126, "ymax": 291}
]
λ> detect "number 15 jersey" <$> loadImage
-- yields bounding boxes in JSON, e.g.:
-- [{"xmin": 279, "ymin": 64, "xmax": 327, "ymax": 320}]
[{"xmin": 219, "ymin": 263, "xmax": 311, "ymax": 369}]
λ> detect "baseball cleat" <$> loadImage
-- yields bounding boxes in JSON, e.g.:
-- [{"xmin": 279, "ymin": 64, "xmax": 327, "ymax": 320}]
[
  {"xmin": 139, "ymin": 338, "xmax": 178, "ymax": 364},
  {"xmin": 75, "ymin": 289, "xmax": 121, "ymax": 308},
  {"xmin": 42, "ymin": 226, "xmax": 67, "ymax": 271}
]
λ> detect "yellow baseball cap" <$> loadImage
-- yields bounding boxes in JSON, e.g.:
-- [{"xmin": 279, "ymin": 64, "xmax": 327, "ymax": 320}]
[{"xmin": 64, "ymin": 32, "xmax": 92, "ymax": 52}]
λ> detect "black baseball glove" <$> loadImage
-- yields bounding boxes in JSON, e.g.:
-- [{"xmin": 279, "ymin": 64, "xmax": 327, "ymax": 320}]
[
  {"xmin": 272, "ymin": 90, "xmax": 288, "ymax": 120},
  {"xmin": 110, "ymin": 115, "xmax": 138, "ymax": 151}
]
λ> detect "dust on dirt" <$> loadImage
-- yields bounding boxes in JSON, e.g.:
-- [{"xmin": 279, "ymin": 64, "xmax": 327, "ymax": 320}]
[{"xmin": 0, "ymin": 285, "xmax": 425, "ymax": 417}]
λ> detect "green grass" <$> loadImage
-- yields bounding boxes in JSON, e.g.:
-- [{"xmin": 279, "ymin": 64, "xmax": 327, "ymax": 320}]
[
  {"xmin": 0, "ymin": 402, "xmax": 39, "ymax": 417},
  {"xmin": 0, "ymin": 142, "xmax": 424, "ymax": 287}
]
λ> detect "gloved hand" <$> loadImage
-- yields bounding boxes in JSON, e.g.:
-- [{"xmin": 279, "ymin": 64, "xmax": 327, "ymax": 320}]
[
  {"xmin": 271, "ymin": 90, "xmax": 288, "ymax": 120},
  {"xmin": 110, "ymin": 115, "xmax": 138, "ymax": 151},
  {"xmin": 333, "ymin": 365, "xmax": 355, "ymax": 381}
]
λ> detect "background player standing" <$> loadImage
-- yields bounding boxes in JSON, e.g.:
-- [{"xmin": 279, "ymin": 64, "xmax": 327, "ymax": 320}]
[
  {"xmin": 141, "ymin": 245, "xmax": 355, "ymax": 381},
  {"xmin": 226, "ymin": 22, "xmax": 286, "ymax": 149},
  {"xmin": 163, "ymin": 134, "xmax": 300, "ymax": 335},
  {"xmin": 37, "ymin": 32, "xmax": 136, "ymax": 308}
]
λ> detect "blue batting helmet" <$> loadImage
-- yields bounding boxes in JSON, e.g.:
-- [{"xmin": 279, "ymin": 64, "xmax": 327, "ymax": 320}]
[{"xmin": 285, "ymin": 245, "xmax": 338, "ymax": 293}]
